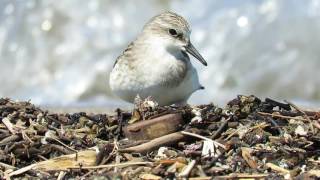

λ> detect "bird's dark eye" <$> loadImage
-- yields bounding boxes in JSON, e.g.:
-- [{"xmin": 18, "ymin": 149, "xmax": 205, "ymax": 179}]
[{"xmin": 168, "ymin": 28, "xmax": 178, "ymax": 36}]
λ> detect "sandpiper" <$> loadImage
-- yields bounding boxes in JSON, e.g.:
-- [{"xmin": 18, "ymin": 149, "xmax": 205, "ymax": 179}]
[{"xmin": 109, "ymin": 11, "xmax": 207, "ymax": 106}]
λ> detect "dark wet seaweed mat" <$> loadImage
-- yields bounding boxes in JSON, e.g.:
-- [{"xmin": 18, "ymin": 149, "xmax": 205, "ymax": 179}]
[{"xmin": 1, "ymin": 95, "xmax": 320, "ymax": 179}]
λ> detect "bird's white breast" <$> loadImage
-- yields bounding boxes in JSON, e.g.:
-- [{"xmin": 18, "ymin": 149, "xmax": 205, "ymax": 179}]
[{"xmin": 109, "ymin": 37, "xmax": 201, "ymax": 105}]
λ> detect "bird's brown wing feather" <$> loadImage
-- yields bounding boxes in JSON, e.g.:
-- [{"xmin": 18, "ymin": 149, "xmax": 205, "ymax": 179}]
[{"xmin": 113, "ymin": 41, "xmax": 135, "ymax": 67}]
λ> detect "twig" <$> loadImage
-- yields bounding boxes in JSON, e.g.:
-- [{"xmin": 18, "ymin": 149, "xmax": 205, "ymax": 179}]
[
  {"xmin": 196, "ymin": 165, "xmax": 207, "ymax": 177},
  {"xmin": 308, "ymin": 159, "xmax": 320, "ymax": 164},
  {"xmin": 203, "ymin": 148, "xmax": 227, "ymax": 169},
  {"xmin": 0, "ymin": 134, "xmax": 20, "ymax": 146},
  {"xmin": 211, "ymin": 117, "xmax": 230, "ymax": 139},
  {"xmin": 47, "ymin": 137, "xmax": 77, "ymax": 153},
  {"xmin": 9, "ymin": 150, "xmax": 97, "ymax": 176},
  {"xmin": 50, "ymin": 144, "xmax": 75, "ymax": 154},
  {"xmin": 215, "ymin": 173, "xmax": 268, "ymax": 179},
  {"xmin": 0, "ymin": 161, "xmax": 16, "ymax": 170},
  {"xmin": 2, "ymin": 116, "xmax": 17, "ymax": 134},
  {"xmin": 188, "ymin": 177, "xmax": 211, "ymax": 180},
  {"xmin": 181, "ymin": 131, "xmax": 226, "ymax": 149},
  {"xmin": 119, "ymin": 140, "xmax": 149, "ymax": 149},
  {"xmin": 178, "ymin": 160, "xmax": 196, "ymax": 177},
  {"xmin": 9, "ymin": 164, "xmax": 37, "ymax": 177},
  {"xmin": 265, "ymin": 162, "xmax": 290, "ymax": 174},
  {"xmin": 258, "ymin": 112, "xmax": 309, "ymax": 122},
  {"xmin": 57, "ymin": 171, "xmax": 67, "ymax": 180},
  {"xmin": 241, "ymin": 147, "xmax": 258, "ymax": 169},
  {"xmin": 119, "ymin": 132, "xmax": 185, "ymax": 154},
  {"xmin": 37, "ymin": 155, "xmax": 48, "ymax": 161},
  {"xmin": 69, "ymin": 162, "xmax": 152, "ymax": 169}
]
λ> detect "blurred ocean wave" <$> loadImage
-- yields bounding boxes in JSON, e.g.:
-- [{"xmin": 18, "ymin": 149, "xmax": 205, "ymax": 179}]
[{"xmin": 0, "ymin": 0, "xmax": 320, "ymax": 108}]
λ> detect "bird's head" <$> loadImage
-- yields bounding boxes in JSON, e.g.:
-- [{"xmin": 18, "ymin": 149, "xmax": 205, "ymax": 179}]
[{"xmin": 142, "ymin": 11, "xmax": 207, "ymax": 66}]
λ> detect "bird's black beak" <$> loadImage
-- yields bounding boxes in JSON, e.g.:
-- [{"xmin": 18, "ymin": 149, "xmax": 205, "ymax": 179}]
[{"xmin": 185, "ymin": 42, "xmax": 207, "ymax": 66}]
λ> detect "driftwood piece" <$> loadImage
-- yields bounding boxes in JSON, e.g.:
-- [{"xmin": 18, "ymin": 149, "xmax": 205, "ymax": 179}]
[
  {"xmin": 241, "ymin": 147, "xmax": 258, "ymax": 169},
  {"xmin": 178, "ymin": 159, "xmax": 196, "ymax": 177},
  {"xmin": 215, "ymin": 173, "xmax": 268, "ymax": 179},
  {"xmin": 9, "ymin": 150, "xmax": 98, "ymax": 177},
  {"xmin": 124, "ymin": 113, "xmax": 184, "ymax": 140},
  {"xmin": 119, "ymin": 132, "xmax": 185, "ymax": 154}
]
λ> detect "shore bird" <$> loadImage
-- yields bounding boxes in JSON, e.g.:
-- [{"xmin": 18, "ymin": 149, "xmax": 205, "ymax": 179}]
[{"xmin": 109, "ymin": 11, "xmax": 207, "ymax": 106}]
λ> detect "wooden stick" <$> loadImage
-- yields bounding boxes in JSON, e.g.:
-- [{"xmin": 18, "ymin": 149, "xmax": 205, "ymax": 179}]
[
  {"xmin": 178, "ymin": 160, "xmax": 196, "ymax": 177},
  {"xmin": 47, "ymin": 137, "xmax": 77, "ymax": 153},
  {"xmin": 258, "ymin": 112, "xmax": 309, "ymax": 122},
  {"xmin": 181, "ymin": 131, "xmax": 226, "ymax": 149},
  {"xmin": 2, "ymin": 116, "xmax": 17, "ymax": 134},
  {"xmin": 119, "ymin": 132, "xmax": 185, "ymax": 154},
  {"xmin": 69, "ymin": 161, "xmax": 152, "ymax": 169},
  {"xmin": 0, "ymin": 134, "xmax": 20, "ymax": 145},
  {"xmin": 211, "ymin": 117, "xmax": 230, "ymax": 139},
  {"xmin": 57, "ymin": 171, "xmax": 67, "ymax": 180},
  {"xmin": 188, "ymin": 177, "xmax": 212, "ymax": 180},
  {"xmin": 265, "ymin": 162, "xmax": 290, "ymax": 174},
  {"xmin": 0, "ymin": 161, "xmax": 16, "ymax": 170},
  {"xmin": 215, "ymin": 173, "xmax": 268, "ymax": 179}
]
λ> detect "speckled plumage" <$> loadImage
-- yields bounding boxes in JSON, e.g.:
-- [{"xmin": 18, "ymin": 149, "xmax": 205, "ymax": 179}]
[{"xmin": 109, "ymin": 11, "xmax": 207, "ymax": 106}]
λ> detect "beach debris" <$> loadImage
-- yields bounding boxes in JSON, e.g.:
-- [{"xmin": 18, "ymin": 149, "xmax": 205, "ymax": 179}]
[{"xmin": 0, "ymin": 96, "xmax": 320, "ymax": 179}]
